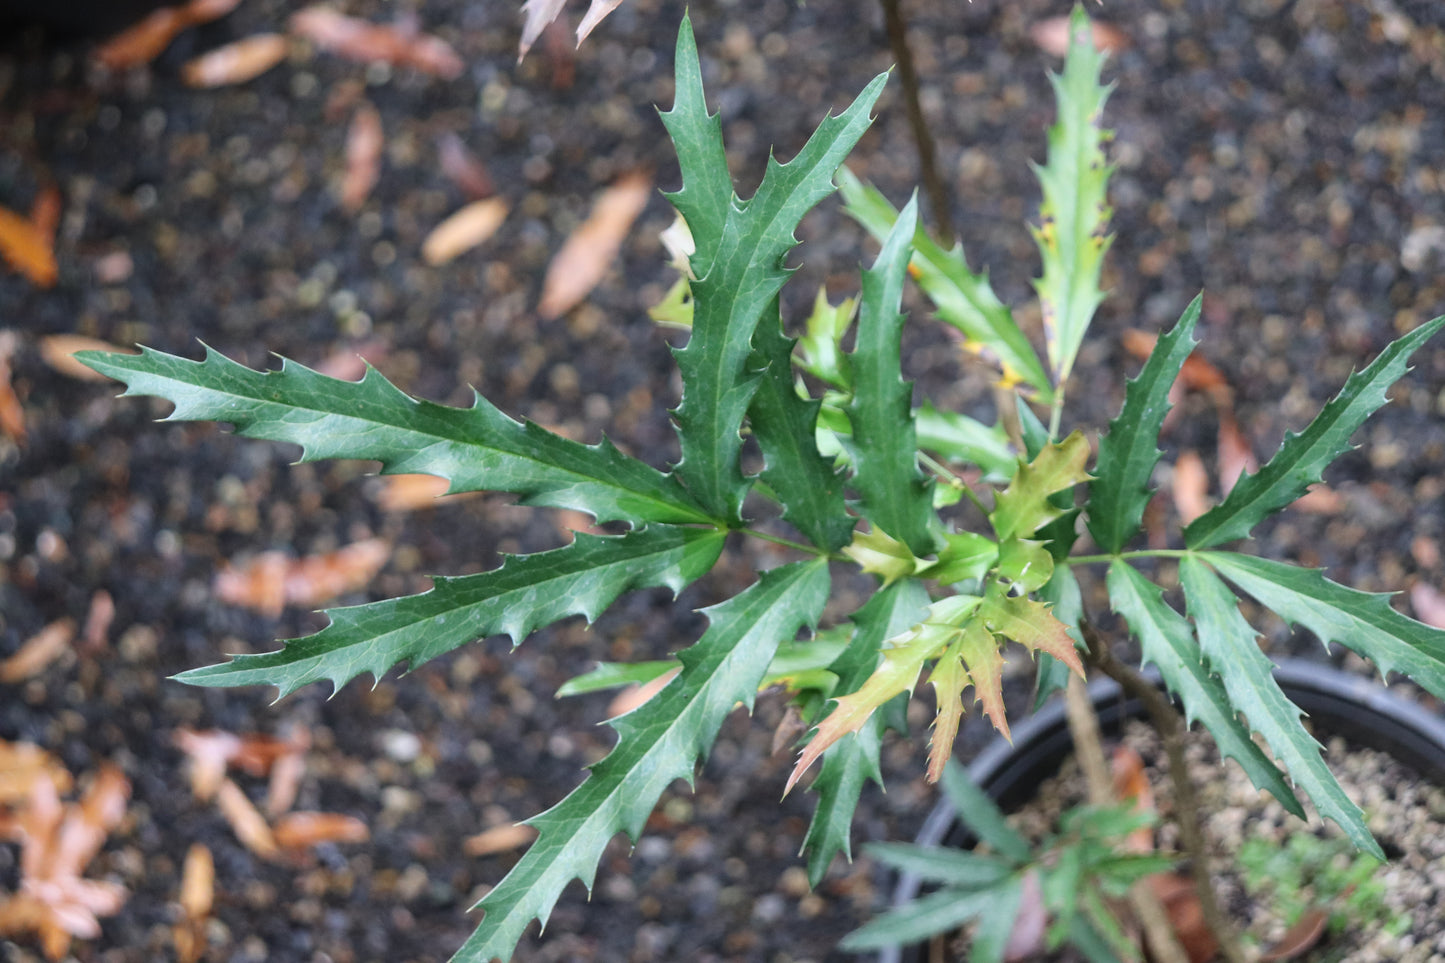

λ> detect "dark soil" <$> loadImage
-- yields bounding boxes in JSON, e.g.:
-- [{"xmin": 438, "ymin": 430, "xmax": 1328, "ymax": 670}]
[{"xmin": 2, "ymin": 1, "xmax": 1444, "ymax": 961}]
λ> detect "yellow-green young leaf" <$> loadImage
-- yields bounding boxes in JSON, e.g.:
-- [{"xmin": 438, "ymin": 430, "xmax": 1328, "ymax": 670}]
[
  {"xmin": 787, "ymin": 595, "xmax": 980, "ymax": 793},
  {"xmin": 925, "ymin": 648, "xmax": 969, "ymax": 783},
  {"xmin": 958, "ymin": 618, "xmax": 1009, "ymax": 741},
  {"xmin": 918, "ymin": 531, "xmax": 999, "ymax": 585},
  {"xmin": 1032, "ymin": 4, "xmax": 1114, "ymax": 389},
  {"xmin": 843, "ymin": 527, "xmax": 924, "ymax": 586},
  {"xmin": 647, "ymin": 274, "xmax": 693, "ymax": 328},
  {"xmin": 996, "ymin": 537, "xmax": 1055, "ymax": 593},
  {"xmin": 977, "ymin": 585, "xmax": 1085, "ymax": 678},
  {"xmin": 990, "ymin": 431, "xmax": 1092, "ymax": 541}
]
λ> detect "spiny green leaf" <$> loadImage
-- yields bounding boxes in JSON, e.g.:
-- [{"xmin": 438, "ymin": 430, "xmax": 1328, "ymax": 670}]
[
  {"xmin": 919, "ymin": 531, "xmax": 999, "ymax": 586},
  {"xmin": 976, "ymin": 584, "xmax": 1084, "ymax": 678},
  {"xmin": 78, "ymin": 346, "xmax": 712, "ymax": 527},
  {"xmin": 955, "ymin": 618, "xmax": 1008, "ymax": 741},
  {"xmin": 1034, "ymin": 565, "xmax": 1085, "ymax": 710},
  {"xmin": 747, "ymin": 298, "xmax": 855, "ymax": 551},
  {"xmin": 844, "ymin": 194, "xmax": 937, "ymax": 556},
  {"xmin": 459, "ymin": 559, "xmax": 830, "ymax": 962},
  {"xmin": 1179, "ymin": 556, "xmax": 1379, "ymax": 855},
  {"xmin": 1086, "ymin": 295, "xmax": 1201, "ymax": 553},
  {"xmin": 990, "ymin": 431, "xmax": 1091, "ymax": 541},
  {"xmin": 1203, "ymin": 551, "xmax": 1445, "ymax": 702},
  {"xmin": 939, "ymin": 757, "xmax": 1030, "ymax": 864},
  {"xmin": 1032, "ymin": 4, "xmax": 1115, "ymax": 388},
  {"xmin": 794, "ymin": 286, "xmax": 856, "ymax": 388},
  {"xmin": 915, "ymin": 402, "xmax": 1018, "ymax": 480},
  {"xmin": 657, "ymin": 15, "xmax": 730, "ymax": 278},
  {"xmin": 926, "ymin": 638, "xmax": 971, "ymax": 780},
  {"xmin": 843, "ymin": 526, "xmax": 924, "ymax": 586},
  {"xmin": 668, "ymin": 43, "xmax": 888, "ymax": 520},
  {"xmin": 176, "ymin": 525, "xmax": 725, "ymax": 699},
  {"xmin": 556, "ymin": 660, "xmax": 680, "ymax": 698},
  {"xmin": 801, "ymin": 580, "xmax": 930, "ymax": 886},
  {"xmin": 838, "ymin": 166, "xmax": 1052, "ymax": 400},
  {"xmin": 1106, "ymin": 560, "xmax": 1303, "ymax": 816},
  {"xmin": 1185, "ymin": 314, "xmax": 1445, "ymax": 548},
  {"xmin": 863, "ymin": 843, "xmax": 1014, "ymax": 889},
  {"xmin": 840, "ymin": 886, "xmax": 1005, "ymax": 953}
]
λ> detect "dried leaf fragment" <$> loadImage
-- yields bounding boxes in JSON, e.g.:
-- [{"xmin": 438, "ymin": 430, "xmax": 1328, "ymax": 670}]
[
  {"xmin": 1216, "ymin": 413, "xmax": 1257, "ymax": 495},
  {"xmin": 0, "ymin": 619, "xmax": 77, "ymax": 684},
  {"xmin": 0, "ymin": 330, "xmax": 26, "ymax": 443},
  {"xmin": 40, "ymin": 336, "xmax": 137, "ymax": 382},
  {"xmin": 1258, "ymin": 906, "xmax": 1329, "ymax": 961},
  {"xmin": 1030, "ymin": 15, "xmax": 1130, "ymax": 57},
  {"xmin": 437, "ymin": 133, "xmax": 495, "ymax": 200},
  {"xmin": 605, "ymin": 666, "xmax": 679, "ymax": 719},
  {"xmin": 173, "ymin": 844, "xmax": 213, "ymax": 963},
  {"xmin": 272, "ymin": 811, "xmax": 369, "ymax": 850},
  {"xmin": 423, "ymin": 198, "xmax": 510, "ymax": 266},
  {"xmin": 173, "ymin": 729, "xmax": 243, "ymax": 801},
  {"xmin": 0, "ymin": 205, "xmax": 59, "ymax": 288},
  {"xmin": 341, "ymin": 102, "xmax": 383, "ymax": 211},
  {"xmin": 215, "ymin": 779, "xmax": 278, "ymax": 857},
  {"xmin": 0, "ymin": 742, "xmax": 73, "ymax": 805},
  {"xmin": 1411, "ymin": 582, "xmax": 1445, "ymax": 629},
  {"xmin": 213, "ymin": 537, "xmax": 390, "ymax": 616},
  {"xmin": 537, "ymin": 170, "xmax": 652, "ymax": 319},
  {"xmin": 290, "ymin": 7, "xmax": 463, "ymax": 78},
  {"xmin": 1171, "ymin": 450, "xmax": 1210, "ymax": 525},
  {"xmin": 182, "ymin": 34, "xmax": 289, "ymax": 88},
  {"xmin": 462, "ymin": 823, "xmax": 537, "ymax": 857},
  {"xmin": 92, "ymin": 0, "xmax": 243, "ymax": 69}
]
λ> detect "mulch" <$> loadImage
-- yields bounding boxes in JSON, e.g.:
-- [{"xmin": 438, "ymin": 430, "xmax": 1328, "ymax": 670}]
[{"xmin": 2, "ymin": 0, "xmax": 1444, "ymax": 960}]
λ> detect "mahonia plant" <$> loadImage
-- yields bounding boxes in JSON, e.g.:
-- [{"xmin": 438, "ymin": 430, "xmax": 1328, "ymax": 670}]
[{"xmin": 79, "ymin": 8, "xmax": 1445, "ymax": 961}]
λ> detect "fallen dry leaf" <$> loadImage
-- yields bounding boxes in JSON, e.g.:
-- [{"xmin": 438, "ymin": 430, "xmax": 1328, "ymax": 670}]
[
  {"xmin": 0, "ymin": 619, "xmax": 77, "ymax": 684},
  {"xmin": 272, "ymin": 811, "xmax": 369, "ymax": 851},
  {"xmin": 341, "ymin": 102, "xmax": 383, "ymax": 211},
  {"xmin": 212, "ymin": 537, "xmax": 390, "ymax": 616},
  {"xmin": 0, "ymin": 742, "xmax": 73, "ymax": 805},
  {"xmin": 1003, "ymin": 869, "xmax": 1047, "ymax": 961},
  {"xmin": 1151, "ymin": 873, "xmax": 1218, "ymax": 963},
  {"xmin": 265, "ymin": 744, "xmax": 307, "ymax": 817},
  {"xmin": 576, "ymin": 0, "xmax": 624, "ymax": 46},
  {"xmin": 374, "ymin": 473, "xmax": 453, "ymax": 511},
  {"xmin": 1171, "ymin": 450, "xmax": 1211, "ymax": 526},
  {"xmin": 173, "ymin": 843, "xmax": 213, "ymax": 963},
  {"xmin": 437, "ymin": 132, "xmax": 494, "ymax": 200},
  {"xmin": 606, "ymin": 666, "xmax": 679, "ymax": 719},
  {"xmin": 537, "ymin": 170, "xmax": 652, "ymax": 319},
  {"xmin": 1290, "ymin": 484, "xmax": 1344, "ymax": 515},
  {"xmin": 39, "ymin": 335, "xmax": 137, "ymax": 382},
  {"xmin": 1030, "ymin": 15, "xmax": 1130, "ymax": 57},
  {"xmin": 92, "ymin": 249, "xmax": 134, "ymax": 284},
  {"xmin": 1216, "ymin": 413, "xmax": 1257, "ymax": 495},
  {"xmin": 1259, "ymin": 906, "xmax": 1330, "ymax": 961},
  {"xmin": 173, "ymin": 729, "xmax": 243, "ymax": 801},
  {"xmin": 80, "ymin": 591, "xmax": 115, "ymax": 653},
  {"xmin": 92, "ymin": 0, "xmax": 242, "ymax": 69},
  {"xmin": 462, "ymin": 822, "xmax": 536, "ymax": 857},
  {"xmin": 0, "ymin": 330, "xmax": 25, "ymax": 444},
  {"xmin": 1110, "ymin": 744, "xmax": 1155, "ymax": 853},
  {"xmin": 518, "ymin": 0, "xmax": 628, "ymax": 60},
  {"xmin": 29, "ymin": 187, "xmax": 61, "ymax": 245},
  {"xmin": 422, "ymin": 198, "xmax": 510, "ymax": 266},
  {"xmin": 311, "ymin": 339, "xmax": 388, "ymax": 380},
  {"xmin": 289, "ymin": 7, "xmax": 464, "ymax": 78},
  {"xmin": 1411, "ymin": 582, "xmax": 1445, "ymax": 629},
  {"xmin": 215, "ymin": 779, "xmax": 278, "ymax": 857},
  {"xmin": 0, "ymin": 205, "xmax": 59, "ymax": 288},
  {"xmin": 182, "ymin": 33, "xmax": 289, "ymax": 87}
]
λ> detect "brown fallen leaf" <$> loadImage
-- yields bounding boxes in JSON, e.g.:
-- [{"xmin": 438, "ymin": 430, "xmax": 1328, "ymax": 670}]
[
  {"xmin": 80, "ymin": 591, "xmax": 114, "ymax": 654},
  {"xmin": 0, "ymin": 330, "xmax": 25, "ymax": 444},
  {"xmin": 606, "ymin": 666, "xmax": 679, "ymax": 719},
  {"xmin": 541, "ymin": 18, "xmax": 576, "ymax": 89},
  {"xmin": 38, "ymin": 335, "xmax": 137, "ymax": 382},
  {"xmin": 215, "ymin": 779, "xmax": 278, "ymax": 857},
  {"xmin": 289, "ymin": 7, "xmax": 464, "ymax": 78},
  {"xmin": 462, "ymin": 822, "xmax": 536, "ymax": 857},
  {"xmin": 92, "ymin": 0, "xmax": 243, "ymax": 69},
  {"xmin": 422, "ymin": 198, "xmax": 510, "ymax": 266},
  {"xmin": 0, "ymin": 205, "xmax": 59, "ymax": 288},
  {"xmin": 341, "ymin": 102, "xmax": 383, "ymax": 212},
  {"xmin": 1411, "ymin": 582, "xmax": 1445, "ymax": 629},
  {"xmin": 437, "ymin": 132, "xmax": 494, "ymax": 200},
  {"xmin": 265, "ymin": 744, "xmax": 307, "ymax": 817},
  {"xmin": 212, "ymin": 537, "xmax": 390, "ymax": 616},
  {"xmin": 173, "ymin": 843, "xmax": 213, "ymax": 963},
  {"xmin": 537, "ymin": 170, "xmax": 652, "ymax": 319},
  {"xmin": 374, "ymin": 473, "xmax": 454, "ymax": 511},
  {"xmin": 1171, "ymin": 450, "xmax": 1210, "ymax": 526},
  {"xmin": 182, "ymin": 33, "xmax": 289, "ymax": 87},
  {"xmin": 1259, "ymin": 906, "xmax": 1330, "ymax": 961},
  {"xmin": 0, "ymin": 619, "xmax": 77, "ymax": 684},
  {"xmin": 1030, "ymin": 15, "xmax": 1130, "ymax": 57},
  {"xmin": 173, "ymin": 729, "xmax": 243, "ymax": 801},
  {"xmin": 272, "ymin": 811, "xmax": 369, "ymax": 850},
  {"xmin": 29, "ymin": 187, "xmax": 60, "ymax": 245},
  {"xmin": 1216, "ymin": 412, "xmax": 1257, "ymax": 495},
  {"xmin": 0, "ymin": 742, "xmax": 73, "ymax": 805},
  {"xmin": 1290, "ymin": 484, "xmax": 1344, "ymax": 515},
  {"xmin": 1110, "ymin": 745, "xmax": 1156, "ymax": 853},
  {"xmin": 1151, "ymin": 873, "xmax": 1218, "ymax": 963},
  {"xmin": 518, "ymin": 0, "xmax": 629, "ymax": 60},
  {"xmin": 311, "ymin": 339, "xmax": 388, "ymax": 380}
]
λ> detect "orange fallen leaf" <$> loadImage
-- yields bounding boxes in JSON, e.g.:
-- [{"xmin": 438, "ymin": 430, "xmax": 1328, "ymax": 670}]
[
  {"xmin": 1030, "ymin": 15, "xmax": 1130, "ymax": 57},
  {"xmin": 462, "ymin": 822, "xmax": 536, "ymax": 857},
  {"xmin": 374, "ymin": 473, "xmax": 455, "ymax": 511},
  {"xmin": 92, "ymin": 0, "xmax": 242, "ymax": 69},
  {"xmin": 265, "ymin": 745, "xmax": 307, "ymax": 817},
  {"xmin": 1259, "ymin": 906, "xmax": 1330, "ymax": 961},
  {"xmin": 289, "ymin": 7, "xmax": 464, "ymax": 78},
  {"xmin": 29, "ymin": 187, "xmax": 60, "ymax": 245},
  {"xmin": 422, "ymin": 198, "xmax": 510, "ymax": 266},
  {"xmin": 1411, "ymin": 583, "xmax": 1445, "ymax": 629},
  {"xmin": 215, "ymin": 779, "xmax": 277, "ymax": 857},
  {"xmin": 173, "ymin": 729, "xmax": 243, "ymax": 801},
  {"xmin": 1171, "ymin": 450, "xmax": 1210, "ymax": 526},
  {"xmin": 1110, "ymin": 745, "xmax": 1155, "ymax": 853},
  {"xmin": 0, "ymin": 619, "xmax": 77, "ymax": 684},
  {"xmin": 0, "ymin": 205, "xmax": 59, "ymax": 288},
  {"xmin": 0, "ymin": 742, "xmax": 73, "ymax": 805},
  {"xmin": 80, "ymin": 591, "xmax": 114, "ymax": 654},
  {"xmin": 537, "ymin": 170, "xmax": 652, "ymax": 319},
  {"xmin": 272, "ymin": 811, "xmax": 369, "ymax": 850},
  {"xmin": 182, "ymin": 33, "xmax": 289, "ymax": 87},
  {"xmin": 1216, "ymin": 413, "xmax": 1257, "ymax": 495},
  {"xmin": 341, "ymin": 102, "xmax": 383, "ymax": 212},
  {"xmin": 213, "ymin": 537, "xmax": 390, "ymax": 616},
  {"xmin": 173, "ymin": 843, "xmax": 213, "ymax": 963},
  {"xmin": 437, "ymin": 132, "xmax": 494, "ymax": 200},
  {"xmin": 1151, "ymin": 873, "xmax": 1218, "ymax": 963},
  {"xmin": 1290, "ymin": 484, "xmax": 1344, "ymax": 515},
  {"xmin": 606, "ymin": 666, "xmax": 679, "ymax": 719},
  {"xmin": 0, "ymin": 330, "xmax": 25, "ymax": 443},
  {"xmin": 39, "ymin": 335, "xmax": 137, "ymax": 382}
]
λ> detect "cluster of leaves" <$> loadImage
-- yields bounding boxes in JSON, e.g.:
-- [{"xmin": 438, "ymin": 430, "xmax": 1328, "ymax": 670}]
[
  {"xmin": 77, "ymin": 7, "xmax": 1445, "ymax": 962},
  {"xmin": 841, "ymin": 762, "xmax": 1173, "ymax": 961},
  {"xmin": 1238, "ymin": 834, "xmax": 1410, "ymax": 944}
]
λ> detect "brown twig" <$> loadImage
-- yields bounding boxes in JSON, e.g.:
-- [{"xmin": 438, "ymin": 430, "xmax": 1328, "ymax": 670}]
[
  {"xmin": 1079, "ymin": 616, "xmax": 1250, "ymax": 963},
  {"xmin": 879, "ymin": 0, "xmax": 955, "ymax": 246}
]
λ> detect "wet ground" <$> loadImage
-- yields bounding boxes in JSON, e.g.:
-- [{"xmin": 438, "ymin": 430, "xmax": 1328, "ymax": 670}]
[{"xmin": 3, "ymin": 0, "xmax": 1445, "ymax": 960}]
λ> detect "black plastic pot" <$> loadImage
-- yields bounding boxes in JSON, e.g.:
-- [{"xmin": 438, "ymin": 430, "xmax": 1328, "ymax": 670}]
[{"xmin": 875, "ymin": 659, "xmax": 1445, "ymax": 963}]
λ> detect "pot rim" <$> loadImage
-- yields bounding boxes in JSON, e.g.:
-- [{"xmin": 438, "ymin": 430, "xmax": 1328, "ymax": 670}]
[{"xmin": 872, "ymin": 658, "xmax": 1445, "ymax": 963}]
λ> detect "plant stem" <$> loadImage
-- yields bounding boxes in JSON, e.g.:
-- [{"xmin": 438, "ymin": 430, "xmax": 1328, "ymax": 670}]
[
  {"xmin": 1079, "ymin": 616, "xmax": 1251, "ymax": 963},
  {"xmin": 918, "ymin": 451, "xmax": 990, "ymax": 515},
  {"xmin": 879, "ymin": 0, "xmax": 955, "ymax": 246}
]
